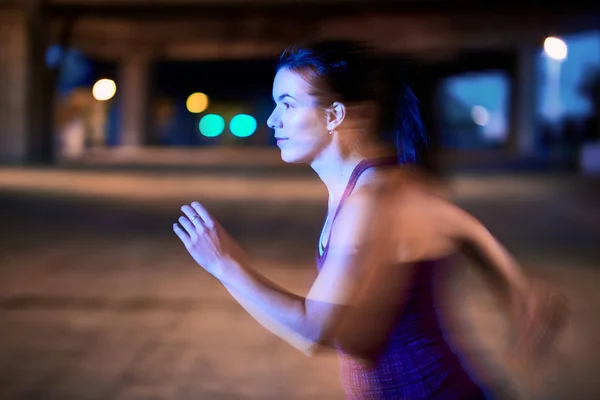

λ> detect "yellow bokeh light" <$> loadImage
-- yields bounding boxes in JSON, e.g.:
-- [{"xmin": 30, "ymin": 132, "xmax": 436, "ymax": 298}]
[
  {"xmin": 186, "ymin": 92, "xmax": 209, "ymax": 113},
  {"xmin": 92, "ymin": 79, "xmax": 117, "ymax": 101}
]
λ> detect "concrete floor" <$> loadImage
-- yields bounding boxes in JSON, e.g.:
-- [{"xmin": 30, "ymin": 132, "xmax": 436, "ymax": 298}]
[{"xmin": 0, "ymin": 165, "xmax": 598, "ymax": 399}]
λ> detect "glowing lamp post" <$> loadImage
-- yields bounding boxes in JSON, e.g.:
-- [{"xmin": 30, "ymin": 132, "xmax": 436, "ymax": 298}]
[
  {"xmin": 544, "ymin": 37, "xmax": 568, "ymax": 61},
  {"xmin": 543, "ymin": 37, "xmax": 567, "ymax": 127}
]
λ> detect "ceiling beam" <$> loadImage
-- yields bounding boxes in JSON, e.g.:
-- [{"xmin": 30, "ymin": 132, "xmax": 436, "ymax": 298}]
[{"xmin": 38, "ymin": 1, "xmax": 600, "ymax": 62}]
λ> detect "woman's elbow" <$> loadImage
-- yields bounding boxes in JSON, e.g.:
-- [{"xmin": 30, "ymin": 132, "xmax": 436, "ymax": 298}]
[
  {"xmin": 279, "ymin": 327, "xmax": 333, "ymax": 357},
  {"xmin": 300, "ymin": 332, "xmax": 338, "ymax": 357},
  {"xmin": 294, "ymin": 333, "xmax": 379, "ymax": 363},
  {"xmin": 299, "ymin": 342, "xmax": 326, "ymax": 357}
]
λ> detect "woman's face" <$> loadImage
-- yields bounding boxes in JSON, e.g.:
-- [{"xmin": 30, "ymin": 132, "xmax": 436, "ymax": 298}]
[{"xmin": 267, "ymin": 68, "xmax": 331, "ymax": 164}]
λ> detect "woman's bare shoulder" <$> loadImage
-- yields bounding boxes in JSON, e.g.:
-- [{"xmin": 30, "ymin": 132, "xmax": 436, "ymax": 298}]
[
  {"xmin": 392, "ymin": 166, "xmax": 450, "ymax": 198},
  {"xmin": 389, "ymin": 171, "xmax": 483, "ymax": 243}
]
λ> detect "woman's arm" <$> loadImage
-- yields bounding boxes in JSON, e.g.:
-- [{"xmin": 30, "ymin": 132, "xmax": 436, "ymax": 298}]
[
  {"xmin": 443, "ymin": 201, "xmax": 569, "ymax": 355},
  {"xmin": 174, "ymin": 193, "xmax": 402, "ymax": 357},
  {"xmin": 449, "ymin": 205, "xmax": 531, "ymax": 300}
]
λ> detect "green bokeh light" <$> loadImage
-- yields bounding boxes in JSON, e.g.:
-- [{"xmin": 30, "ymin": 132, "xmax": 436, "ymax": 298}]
[
  {"xmin": 230, "ymin": 114, "xmax": 257, "ymax": 138},
  {"xmin": 199, "ymin": 114, "xmax": 225, "ymax": 137}
]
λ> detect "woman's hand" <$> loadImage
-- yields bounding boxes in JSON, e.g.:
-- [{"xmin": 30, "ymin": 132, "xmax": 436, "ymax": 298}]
[
  {"xmin": 510, "ymin": 279, "xmax": 570, "ymax": 359},
  {"xmin": 173, "ymin": 201, "xmax": 245, "ymax": 278},
  {"xmin": 502, "ymin": 280, "xmax": 569, "ymax": 393}
]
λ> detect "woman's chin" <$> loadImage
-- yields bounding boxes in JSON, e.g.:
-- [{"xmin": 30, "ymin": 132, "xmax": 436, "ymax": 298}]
[{"xmin": 280, "ymin": 149, "xmax": 304, "ymax": 164}]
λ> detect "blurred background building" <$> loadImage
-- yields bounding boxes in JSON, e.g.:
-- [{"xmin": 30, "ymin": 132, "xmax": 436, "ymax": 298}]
[
  {"xmin": 1, "ymin": 3, "xmax": 599, "ymax": 399},
  {"xmin": 1, "ymin": 0, "xmax": 599, "ymax": 173}
]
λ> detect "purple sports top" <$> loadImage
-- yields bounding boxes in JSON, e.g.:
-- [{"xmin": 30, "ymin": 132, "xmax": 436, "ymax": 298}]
[{"xmin": 316, "ymin": 158, "xmax": 486, "ymax": 400}]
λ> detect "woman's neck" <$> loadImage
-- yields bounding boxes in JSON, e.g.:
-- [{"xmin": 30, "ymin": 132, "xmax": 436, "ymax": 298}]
[
  {"xmin": 310, "ymin": 146, "xmax": 382, "ymax": 210},
  {"xmin": 310, "ymin": 135, "xmax": 396, "ymax": 205}
]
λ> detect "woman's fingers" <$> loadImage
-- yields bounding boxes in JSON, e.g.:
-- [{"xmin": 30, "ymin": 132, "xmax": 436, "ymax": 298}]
[
  {"xmin": 181, "ymin": 204, "xmax": 206, "ymax": 232},
  {"xmin": 174, "ymin": 202, "xmax": 221, "ymax": 259},
  {"xmin": 178, "ymin": 216, "xmax": 198, "ymax": 240},
  {"xmin": 173, "ymin": 223, "xmax": 193, "ymax": 247},
  {"xmin": 191, "ymin": 201, "xmax": 215, "ymax": 229}
]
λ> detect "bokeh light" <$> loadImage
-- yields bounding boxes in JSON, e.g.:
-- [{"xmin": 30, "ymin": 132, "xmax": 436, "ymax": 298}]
[
  {"xmin": 471, "ymin": 105, "xmax": 490, "ymax": 126},
  {"xmin": 199, "ymin": 114, "xmax": 225, "ymax": 137},
  {"xmin": 230, "ymin": 114, "xmax": 257, "ymax": 137},
  {"xmin": 544, "ymin": 37, "xmax": 568, "ymax": 61},
  {"xmin": 92, "ymin": 79, "xmax": 117, "ymax": 101},
  {"xmin": 45, "ymin": 45, "xmax": 63, "ymax": 68},
  {"xmin": 186, "ymin": 92, "xmax": 209, "ymax": 113}
]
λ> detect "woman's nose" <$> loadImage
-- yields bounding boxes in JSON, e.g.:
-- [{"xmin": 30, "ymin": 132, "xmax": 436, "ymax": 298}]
[{"xmin": 267, "ymin": 110, "xmax": 281, "ymax": 130}]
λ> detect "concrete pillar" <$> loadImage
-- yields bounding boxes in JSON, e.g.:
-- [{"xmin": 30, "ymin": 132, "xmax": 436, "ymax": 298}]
[
  {"xmin": 0, "ymin": 9, "xmax": 29, "ymax": 163},
  {"xmin": 508, "ymin": 42, "xmax": 538, "ymax": 156},
  {"xmin": 118, "ymin": 51, "xmax": 152, "ymax": 147},
  {"xmin": 0, "ymin": 1, "xmax": 55, "ymax": 164}
]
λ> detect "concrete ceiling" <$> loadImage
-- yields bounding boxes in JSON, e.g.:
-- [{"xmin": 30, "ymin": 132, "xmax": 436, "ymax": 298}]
[
  {"xmin": 47, "ymin": 0, "xmax": 341, "ymax": 4},
  {"xmin": 42, "ymin": 0, "xmax": 599, "ymax": 13},
  {"xmin": 14, "ymin": 0, "xmax": 600, "ymax": 61}
]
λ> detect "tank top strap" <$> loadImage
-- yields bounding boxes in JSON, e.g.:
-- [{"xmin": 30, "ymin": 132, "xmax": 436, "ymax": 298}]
[
  {"xmin": 331, "ymin": 156, "xmax": 397, "ymax": 221},
  {"xmin": 317, "ymin": 156, "xmax": 397, "ymax": 267}
]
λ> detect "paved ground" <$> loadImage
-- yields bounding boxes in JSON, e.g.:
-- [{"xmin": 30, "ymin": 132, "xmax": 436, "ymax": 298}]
[{"xmin": 0, "ymin": 164, "xmax": 599, "ymax": 400}]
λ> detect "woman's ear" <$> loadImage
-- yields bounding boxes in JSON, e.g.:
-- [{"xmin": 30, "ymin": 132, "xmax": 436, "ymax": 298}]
[{"xmin": 326, "ymin": 101, "xmax": 346, "ymax": 132}]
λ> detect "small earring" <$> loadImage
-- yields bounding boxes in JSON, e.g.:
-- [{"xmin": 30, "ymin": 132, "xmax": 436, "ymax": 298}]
[{"xmin": 328, "ymin": 129, "xmax": 333, "ymax": 135}]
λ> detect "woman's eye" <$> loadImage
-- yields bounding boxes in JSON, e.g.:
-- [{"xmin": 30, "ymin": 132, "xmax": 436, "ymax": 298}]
[{"xmin": 283, "ymin": 102, "xmax": 291, "ymax": 110}]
